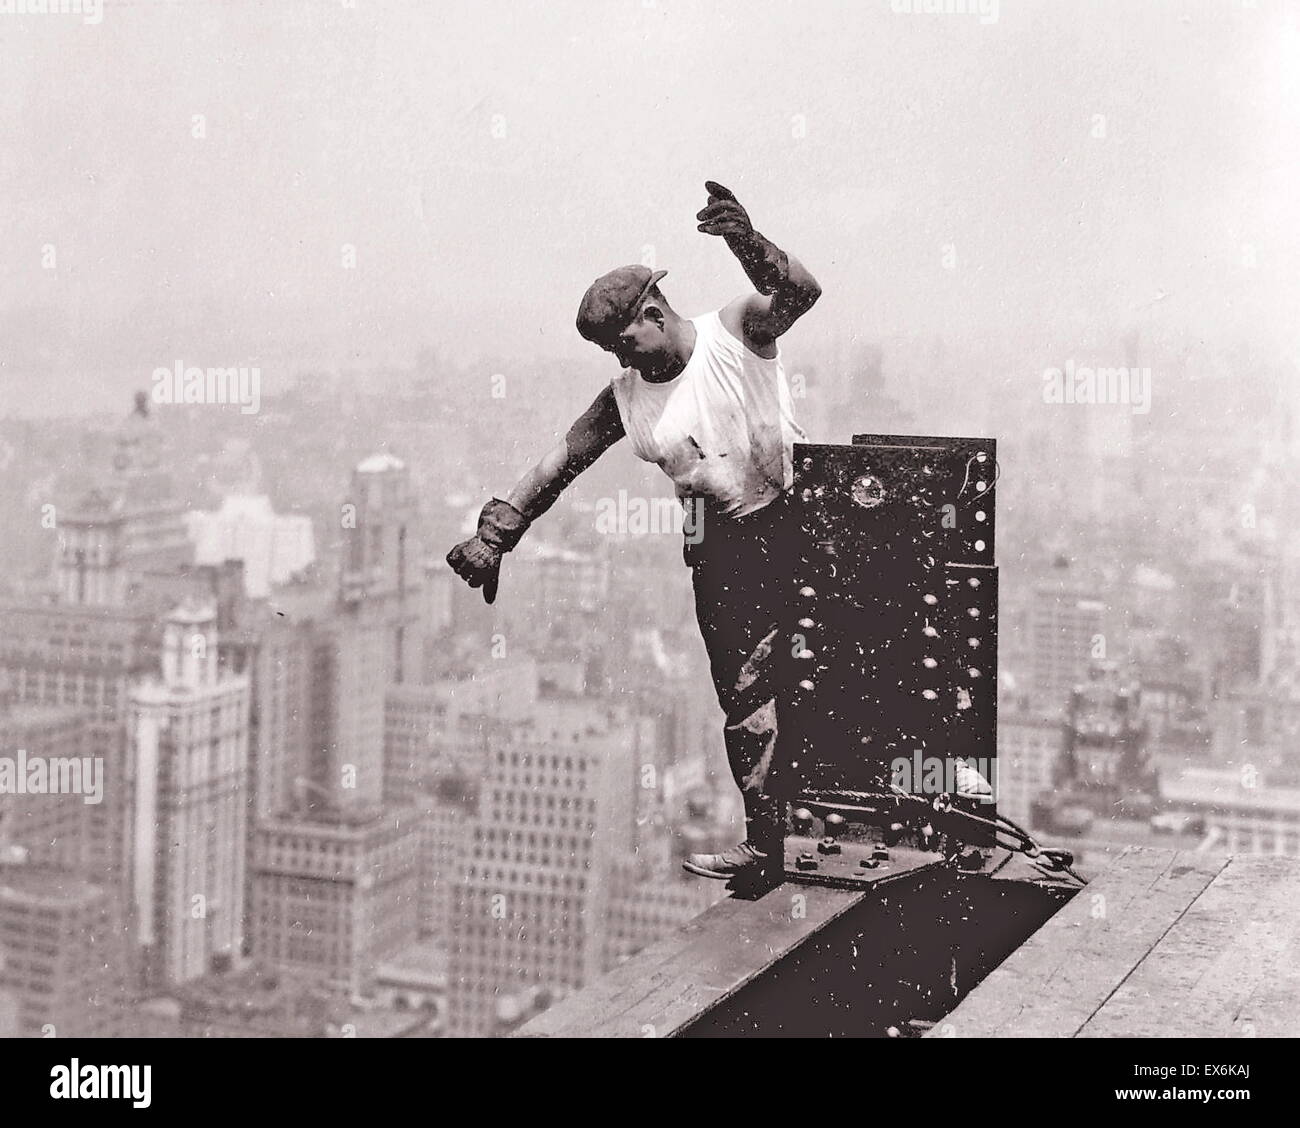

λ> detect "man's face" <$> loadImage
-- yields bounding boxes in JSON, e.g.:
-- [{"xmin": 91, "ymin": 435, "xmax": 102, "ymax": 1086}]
[{"xmin": 598, "ymin": 307, "xmax": 667, "ymax": 370}]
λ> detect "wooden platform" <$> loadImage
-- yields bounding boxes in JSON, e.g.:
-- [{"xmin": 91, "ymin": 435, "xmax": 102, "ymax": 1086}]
[
  {"xmin": 931, "ymin": 846, "xmax": 1300, "ymax": 1038},
  {"xmin": 516, "ymin": 845, "xmax": 956, "ymax": 1038},
  {"xmin": 514, "ymin": 881, "xmax": 874, "ymax": 1038}
]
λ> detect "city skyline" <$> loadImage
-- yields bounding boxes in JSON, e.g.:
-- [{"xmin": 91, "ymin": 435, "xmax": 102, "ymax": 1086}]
[{"xmin": 2, "ymin": 0, "xmax": 1298, "ymax": 1058}]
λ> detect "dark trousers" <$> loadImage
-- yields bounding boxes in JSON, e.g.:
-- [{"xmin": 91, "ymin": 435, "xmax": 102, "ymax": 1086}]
[{"xmin": 684, "ymin": 491, "xmax": 798, "ymax": 855}]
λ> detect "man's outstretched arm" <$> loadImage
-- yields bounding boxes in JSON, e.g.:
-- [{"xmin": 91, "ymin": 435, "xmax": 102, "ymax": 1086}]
[
  {"xmin": 696, "ymin": 179, "xmax": 822, "ymax": 352},
  {"xmin": 503, "ymin": 385, "xmax": 625, "ymax": 520},
  {"xmin": 446, "ymin": 386, "xmax": 625, "ymax": 603}
]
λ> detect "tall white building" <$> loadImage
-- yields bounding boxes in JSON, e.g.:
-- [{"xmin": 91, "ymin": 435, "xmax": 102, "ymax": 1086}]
[{"xmin": 129, "ymin": 603, "xmax": 251, "ymax": 988}]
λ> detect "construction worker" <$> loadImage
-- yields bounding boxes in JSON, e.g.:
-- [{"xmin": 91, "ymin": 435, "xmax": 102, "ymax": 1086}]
[{"xmin": 447, "ymin": 181, "xmax": 822, "ymax": 884}]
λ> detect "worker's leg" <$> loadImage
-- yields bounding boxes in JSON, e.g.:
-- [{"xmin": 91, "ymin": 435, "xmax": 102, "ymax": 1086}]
[{"xmin": 689, "ymin": 496, "xmax": 796, "ymax": 857}]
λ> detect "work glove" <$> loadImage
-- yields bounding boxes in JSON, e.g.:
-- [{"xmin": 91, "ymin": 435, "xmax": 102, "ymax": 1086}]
[
  {"xmin": 696, "ymin": 180, "xmax": 788, "ymax": 296},
  {"xmin": 445, "ymin": 498, "xmax": 531, "ymax": 605},
  {"xmin": 695, "ymin": 180, "xmax": 755, "ymax": 240}
]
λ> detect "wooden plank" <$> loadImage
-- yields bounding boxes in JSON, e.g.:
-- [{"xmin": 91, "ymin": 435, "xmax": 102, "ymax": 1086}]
[
  {"xmin": 1080, "ymin": 855, "xmax": 1300, "ymax": 1038},
  {"xmin": 1233, "ymin": 904, "xmax": 1300, "ymax": 1039},
  {"xmin": 930, "ymin": 847, "xmax": 1229, "ymax": 1038},
  {"xmin": 515, "ymin": 883, "xmax": 870, "ymax": 1038}
]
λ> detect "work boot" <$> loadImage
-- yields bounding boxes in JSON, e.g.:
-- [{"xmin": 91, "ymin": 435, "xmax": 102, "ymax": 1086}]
[{"xmin": 683, "ymin": 840, "xmax": 776, "ymax": 881}]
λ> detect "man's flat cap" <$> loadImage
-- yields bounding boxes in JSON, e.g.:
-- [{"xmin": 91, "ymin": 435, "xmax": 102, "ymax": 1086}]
[{"xmin": 575, "ymin": 265, "xmax": 668, "ymax": 345}]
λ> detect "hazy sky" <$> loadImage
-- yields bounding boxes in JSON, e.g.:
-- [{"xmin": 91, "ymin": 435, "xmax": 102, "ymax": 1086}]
[{"xmin": 2, "ymin": 0, "xmax": 1297, "ymax": 416}]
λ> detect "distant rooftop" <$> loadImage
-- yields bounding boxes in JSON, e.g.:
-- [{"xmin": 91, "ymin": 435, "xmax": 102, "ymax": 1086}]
[
  {"xmin": 0, "ymin": 700, "xmax": 89, "ymax": 727},
  {"xmin": 1163, "ymin": 765, "xmax": 1300, "ymax": 814},
  {"xmin": 261, "ymin": 803, "xmax": 401, "ymax": 833},
  {"xmin": 165, "ymin": 601, "xmax": 217, "ymax": 625},
  {"xmin": 0, "ymin": 863, "xmax": 104, "ymax": 907},
  {"xmin": 377, "ymin": 944, "xmax": 450, "ymax": 982},
  {"xmin": 356, "ymin": 453, "xmax": 406, "ymax": 474}
]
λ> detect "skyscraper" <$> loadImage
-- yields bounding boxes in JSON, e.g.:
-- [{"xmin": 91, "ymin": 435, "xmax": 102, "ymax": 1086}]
[
  {"xmin": 0, "ymin": 702, "xmax": 98, "ymax": 870},
  {"xmin": 996, "ymin": 708, "xmax": 1063, "ymax": 828},
  {"xmin": 340, "ymin": 454, "xmax": 422, "ymax": 686},
  {"xmin": 1055, "ymin": 662, "xmax": 1158, "ymax": 810},
  {"xmin": 0, "ymin": 856, "xmax": 126, "ymax": 1037},
  {"xmin": 249, "ymin": 805, "xmax": 422, "ymax": 999},
  {"xmin": 56, "ymin": 392, "xmax": 192, "ymax": 609},
  {"xmin": 129, "ymin": 604, "xmax": 251, "ymax": 989},
  {"xmin": 1028, "ymin": 558, "xmax": 1111, "ymax": 715},
  {"xmin": 446, "ymin": 695, "xmax": 638, "ymax": 1036},
  {"xmin": 0, "ymin": 602, "xmax": 157, "ymax": 880}
]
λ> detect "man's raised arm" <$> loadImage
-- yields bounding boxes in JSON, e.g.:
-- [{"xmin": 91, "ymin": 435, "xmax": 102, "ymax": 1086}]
[
  {"xmin": 696, "ymin": 179, "xmax": 822, "ymax": 352},
  {"xmin": 446, "ymin": 386, "xmax": 624, "ymax": 603}
]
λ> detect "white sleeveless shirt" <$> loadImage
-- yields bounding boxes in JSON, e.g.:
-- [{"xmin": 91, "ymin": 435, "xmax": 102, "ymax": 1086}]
[{"xmin": 609, "ymin": 310, "xmax": 808, "ymax": 520}]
